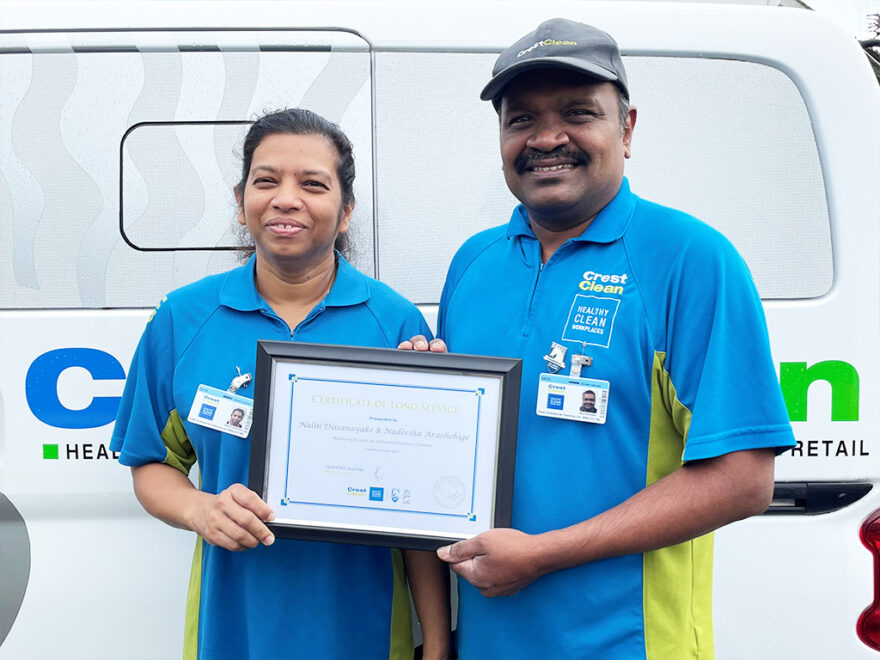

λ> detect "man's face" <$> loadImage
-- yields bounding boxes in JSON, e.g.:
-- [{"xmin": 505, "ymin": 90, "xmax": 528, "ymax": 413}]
[
  {"xmin": 582, "ymin": 392, "xmax": 596, "ymax": 409},
  {"xmin": 498, "ymin": 69, "xmax": 634, "ymax": 231}
]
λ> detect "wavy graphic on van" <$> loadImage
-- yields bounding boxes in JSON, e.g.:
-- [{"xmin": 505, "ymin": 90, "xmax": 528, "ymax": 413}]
[{"xmin": 0, "ymin": 32, "xmax": 373, "ymax": 310}]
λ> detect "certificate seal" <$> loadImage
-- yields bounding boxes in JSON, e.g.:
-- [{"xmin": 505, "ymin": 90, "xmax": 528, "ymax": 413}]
[{"xmin": 433, "ymin": 476, "xmax": 465, "ymax": 509}]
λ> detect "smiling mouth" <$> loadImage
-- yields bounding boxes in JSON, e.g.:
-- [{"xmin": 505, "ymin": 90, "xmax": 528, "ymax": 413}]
[
  {"xmin": 266, "ymin": 219, "xmax": 306, "ymax": 236},
  {"xmin": 529, "ymin": 163, "xmax": 575, "ymax": 173},
  {"xmin": 516, "ymin": 148, "xmax": 589, "ymax": 175}
]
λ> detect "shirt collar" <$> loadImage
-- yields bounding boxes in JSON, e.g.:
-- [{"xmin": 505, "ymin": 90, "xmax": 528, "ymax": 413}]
[
  {"xmin": 505, "ymin": 177, "xmax": 636, "ymax": 244},
  {"xmin": 218, "ymin": 254, "xmax": 264, "ymax": 312},
  {"xmin": 218, "ymin": 252, "xmax": 369, "ymax": 312},
  {"xmin": 324, "ymin": 254, "xmax": 370, "ymax": 307}
]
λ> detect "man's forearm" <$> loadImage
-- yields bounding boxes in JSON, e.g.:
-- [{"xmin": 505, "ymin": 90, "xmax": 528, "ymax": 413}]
[{"xmin": 534, "ymin": 447, "xmax": 775, "ymax": 574}]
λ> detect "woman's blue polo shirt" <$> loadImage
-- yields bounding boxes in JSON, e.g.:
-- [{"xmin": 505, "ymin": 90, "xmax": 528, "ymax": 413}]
[{"xmin": 111, "ymin": 255, "xmax": 431, "ymax": 660}]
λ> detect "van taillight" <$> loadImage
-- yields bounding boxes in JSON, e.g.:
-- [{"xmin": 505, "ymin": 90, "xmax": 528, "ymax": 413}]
[{"xmin": 858, "ymin": 509, "xmax": 880, "ymax": 651}]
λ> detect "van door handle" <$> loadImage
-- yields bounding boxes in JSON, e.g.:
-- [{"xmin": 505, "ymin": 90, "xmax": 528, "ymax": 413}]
[{"xmin": 766, "ymin": 481, "xmax": 873, "ymax": 515}]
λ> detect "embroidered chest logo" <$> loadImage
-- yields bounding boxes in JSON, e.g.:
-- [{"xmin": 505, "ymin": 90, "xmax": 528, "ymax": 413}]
[
  {"xmin": 563, "ymin": 270, "xmax": 628, "ymax": 349},
  {"xmin": 563, "ymin": 296, "xmax": 619, "ymax": 348},
  {"xmin": 578, "ymin": 270, "xmax": 628, "ymax": 294}
]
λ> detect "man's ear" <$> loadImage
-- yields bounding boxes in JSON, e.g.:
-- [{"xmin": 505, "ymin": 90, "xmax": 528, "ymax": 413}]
[{"xmin": 623, "ymin": 106, "xmax": 637, "ymax": 159}]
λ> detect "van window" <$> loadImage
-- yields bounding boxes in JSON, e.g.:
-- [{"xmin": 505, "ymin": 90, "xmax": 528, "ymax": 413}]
[
  {"xmin": 373, "ymin": 53, "xmax": 833, "ymax": 302},
  {"xmin": 0, "ymin": 30, "xmax": 373, "ymax": 309},
  {"xmin": 2, "ymin": 41, "xmax": 832, "ymax": 309}
]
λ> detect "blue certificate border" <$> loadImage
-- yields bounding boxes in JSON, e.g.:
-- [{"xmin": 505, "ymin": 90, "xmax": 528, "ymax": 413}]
[{"xmin": 281, "ymin": 375, "xmax": 483, "ymax": 520}]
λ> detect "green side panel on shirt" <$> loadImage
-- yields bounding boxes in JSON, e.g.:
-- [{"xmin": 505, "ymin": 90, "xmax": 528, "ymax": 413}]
[
  {"xmin": 183, "ymin": 535, "xmax": 203, "ymax": 660},
  {"xmin": 388, "ymin": 548, "xmax": 414, "ymax": 660},
  {"xmin": 161, "ymin": 409, "xmax": 197, "ymax": 475},
  {"xmin": 160, "ymin": 410, "xmax": 200, "ymax": 659},
  {"xmin": 643, "ymin": 352, "xmax": 715, "ymax": 660}
]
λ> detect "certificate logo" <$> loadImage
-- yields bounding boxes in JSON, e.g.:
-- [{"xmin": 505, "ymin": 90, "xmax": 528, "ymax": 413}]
[
  {"xmin": 403, "ymin": 489, "xmax": 411, "ymax": 505},
  {"xmin": 198, "ymin": 404, "xmax": 217, "ymax": 420},
  {"xmin": 433, "ymin": 476, "xmax": 465, "ymax": 509},
  {"xmin": 391, "ymin": 488, "xmax": 400, "ymax": 503},
  {"xmin": 547, "ymin": 393, "xmax": 564, "ymax": 410},
  {"xmin": 369, "ymin": 487, "xmax": 384, "ymax": 501}
]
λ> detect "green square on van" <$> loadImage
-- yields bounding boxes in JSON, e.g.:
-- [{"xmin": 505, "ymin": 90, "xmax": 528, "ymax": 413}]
[{"xmin": 43, "ymin": 444, "xmax": 59, "ymax": 460}]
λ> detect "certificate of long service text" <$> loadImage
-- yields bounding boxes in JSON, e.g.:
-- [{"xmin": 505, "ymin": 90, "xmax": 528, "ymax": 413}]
[{"xmin": 264, "ymin": 361, "xmax": 504, "ymax": 541}]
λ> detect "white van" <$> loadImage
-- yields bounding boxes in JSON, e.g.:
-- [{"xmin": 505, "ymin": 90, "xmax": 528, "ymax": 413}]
[{"xmin": 1, "ymin": 1, "xmax": 878, "ymax": 658}]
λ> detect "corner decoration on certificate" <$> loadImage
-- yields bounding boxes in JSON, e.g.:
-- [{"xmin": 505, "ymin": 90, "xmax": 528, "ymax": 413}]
[{"xmin": 248, "ymin": 341, "xmax": 521, "ymax": 550}]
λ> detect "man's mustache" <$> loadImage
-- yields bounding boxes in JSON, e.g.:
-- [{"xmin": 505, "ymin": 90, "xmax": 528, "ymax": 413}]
[{"xmin": 514, "ymin": 148, "xmax": 590, "ymax": 174}]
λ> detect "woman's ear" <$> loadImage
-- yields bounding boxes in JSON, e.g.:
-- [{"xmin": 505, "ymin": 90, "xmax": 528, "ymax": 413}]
[
  {"xmin": 234, "ymin": 185, "xmax": 246, "ymax": 226},
  {"xmin": 337, "ymin": 203, "xmax": 354, "ymax": 234}
]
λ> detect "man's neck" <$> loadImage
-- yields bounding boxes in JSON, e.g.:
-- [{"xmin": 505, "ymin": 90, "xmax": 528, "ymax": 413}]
[
  {"xmin": 530, "ymin": 215, "xmax": 595, "ymax": 263},
  {"xmin": 525, "ymin": 181, "xmax": 622, "ymax": 262}
]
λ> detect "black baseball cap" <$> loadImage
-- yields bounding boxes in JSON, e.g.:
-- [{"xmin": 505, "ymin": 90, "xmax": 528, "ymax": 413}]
[{"xmin": 481, "ymin": 18, "xmax": 629, "ymax": 106}]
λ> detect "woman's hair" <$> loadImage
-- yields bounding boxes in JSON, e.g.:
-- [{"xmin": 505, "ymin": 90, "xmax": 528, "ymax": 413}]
[{"xmin": 235, "ymin": 108, "xmax": 355, "ymax": 261}]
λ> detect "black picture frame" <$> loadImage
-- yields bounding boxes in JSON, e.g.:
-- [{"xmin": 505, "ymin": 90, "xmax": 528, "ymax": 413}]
[{"xmin": 247, "ymin": 341, "xmax": 521, "ymax": 551}]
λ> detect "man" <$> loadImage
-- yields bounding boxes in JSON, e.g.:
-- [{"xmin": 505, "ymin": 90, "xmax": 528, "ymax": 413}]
[
  {"xmin": 580, "ymin": 389, "xmax": 597, "ymax": 413},
  {"xmin": 227, "ymin": 408, "xmax": 244, "ymax": 428},
  {"xmin": 403, "ymin": 18, "xmax": 795, "ymax": 659}
]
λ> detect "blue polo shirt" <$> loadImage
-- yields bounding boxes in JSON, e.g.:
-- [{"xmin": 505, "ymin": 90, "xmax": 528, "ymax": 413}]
[
  {"xmin": 111, "ymin": 254, "xmax": 431, "ymax": 660},
  {"xmin": 439, "ymin": 179, "xmax": 795, "ymax": 660}
]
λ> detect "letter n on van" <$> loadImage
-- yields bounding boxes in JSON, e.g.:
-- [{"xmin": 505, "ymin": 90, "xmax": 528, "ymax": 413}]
[{"xmin": 779, "ymin": 360, "xmax": 859, "ymax": 422}]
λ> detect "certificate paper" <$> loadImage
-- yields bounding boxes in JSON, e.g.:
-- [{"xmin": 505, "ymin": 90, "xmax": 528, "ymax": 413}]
[{"xmin": 249, "ymin": 342, "xmax": 521, "ymax": 550}]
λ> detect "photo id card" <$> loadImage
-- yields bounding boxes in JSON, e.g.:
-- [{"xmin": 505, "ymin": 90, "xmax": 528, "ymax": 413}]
[
  {"xmin": 536, "ymin": 373, "xmax": 609, "ymax": 424},
  {"xmin": 187, "ymin": 384, "xmax": 254, "ymax": 438}
]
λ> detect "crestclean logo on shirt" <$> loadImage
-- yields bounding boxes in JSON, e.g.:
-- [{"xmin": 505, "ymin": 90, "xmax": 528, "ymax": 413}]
[{"xmin": 579, "ymin": 270, "xmax": 629, "ymax": 295}]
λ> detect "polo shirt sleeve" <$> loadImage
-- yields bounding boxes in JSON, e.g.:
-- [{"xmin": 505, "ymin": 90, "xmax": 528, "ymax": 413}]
[
  {"xmin": 110, "ymin": 300, "xmax": 196, "ymax": 475},
  {"xmin": 400, "ymin": 308, "xmax": 433, "ymax": 345},
  {"xmin": 364, "ymin": 282, "xmax": 434, "ymax": 346},
  {"xmin": 660, "ymin": 228, "xmax": 796, "ymax": 462}
]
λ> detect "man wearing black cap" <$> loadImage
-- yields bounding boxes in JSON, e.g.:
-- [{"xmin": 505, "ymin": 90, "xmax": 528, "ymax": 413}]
[{"xmin": 403, "ymin": 18, "xmax": 795, "ymax": 659}]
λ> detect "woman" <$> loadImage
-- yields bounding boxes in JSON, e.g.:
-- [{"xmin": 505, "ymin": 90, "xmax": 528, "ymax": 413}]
[{"xmin": 111, "ymin": 109, "xmax": 450, "ymax": 660}]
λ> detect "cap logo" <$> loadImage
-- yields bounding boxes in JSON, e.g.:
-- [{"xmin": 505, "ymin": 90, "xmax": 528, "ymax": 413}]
[{"xmin": 516, "ymin": 38, "xmax": 578, "ymax": 59}]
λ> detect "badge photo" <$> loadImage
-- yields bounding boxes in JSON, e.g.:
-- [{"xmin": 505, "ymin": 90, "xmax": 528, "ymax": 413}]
[
  {"xmin": 536, "ymin": 373, "xmax": 610, "ymax": 424},
  {"xmin": 187, "ymin": 384, "xmax": 254, "ymax": 438}
]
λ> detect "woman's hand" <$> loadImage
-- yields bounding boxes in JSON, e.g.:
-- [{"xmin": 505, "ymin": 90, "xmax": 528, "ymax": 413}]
[
  {"xmin": 132, "ymin": 464, "xmax": 275, "ymax": 551},
  {"xmin": 187, "ymin": 483, "xmax": 276, "ymax": 551}
]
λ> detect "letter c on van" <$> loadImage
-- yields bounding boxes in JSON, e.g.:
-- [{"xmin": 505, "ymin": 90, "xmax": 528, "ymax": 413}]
[{"xmin": 25, "ymin": 348, "xmax": 125, "ymax": 429}]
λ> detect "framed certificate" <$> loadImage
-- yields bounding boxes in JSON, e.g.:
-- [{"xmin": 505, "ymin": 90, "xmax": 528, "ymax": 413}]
[{"xmin": 248, "ymin": 341, "xmax": 521, "ymax": 550}]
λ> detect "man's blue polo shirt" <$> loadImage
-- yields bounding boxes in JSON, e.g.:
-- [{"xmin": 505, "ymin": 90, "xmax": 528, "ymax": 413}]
[
  {"xmin": 439, "ymin": 179, "xmax": 795, "ymax": 660},
  {"xmin": 111, "ymin": 255, "xmax": 431, "ymax": 660}
]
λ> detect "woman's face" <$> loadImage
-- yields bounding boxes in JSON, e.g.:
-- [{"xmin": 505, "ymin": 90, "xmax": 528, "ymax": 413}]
[{"xmin": 237, "ymin": 132, "xmax": 352, "ymax": 269}]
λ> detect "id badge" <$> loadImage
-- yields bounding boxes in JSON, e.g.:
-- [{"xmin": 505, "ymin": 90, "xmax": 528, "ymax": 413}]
[
  {"xmin": 536, "ymin": 373, "xmax": 609, "ymax": 424},
  {"xmin": 187, "ymin": 384, "xmax": 254, "ymax": 438}
]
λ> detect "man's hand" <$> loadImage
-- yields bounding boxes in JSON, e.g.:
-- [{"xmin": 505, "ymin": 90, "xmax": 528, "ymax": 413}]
[
  {"xmin": 187, "ymin": 483, "xmax": 276, "ymax": 551},
  {"xmin": 437, "ymin": 528, "xmax": 544, "ymax": 597},
  {"xmin": 397, "ymin": 334, "xmax": 448, "ymax": 352}
]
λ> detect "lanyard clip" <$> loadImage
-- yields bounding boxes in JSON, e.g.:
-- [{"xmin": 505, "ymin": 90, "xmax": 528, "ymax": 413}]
[
  {"xmin": 570, "ymin": 354, "xmax": 593, "ymax": 378},
  {"xmin": 228, "ymin": 366, "xmax": 252, "ymax": 393}
]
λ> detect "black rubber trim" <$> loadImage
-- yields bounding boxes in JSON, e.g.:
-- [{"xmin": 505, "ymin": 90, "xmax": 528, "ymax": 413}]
[
  {"xmin": 0, "ymin": 492, "xmax": 31, "ymax": 646},
  {"xmin": 766, "ymin": 481, "xmax": 873, "ymax": 515}
]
